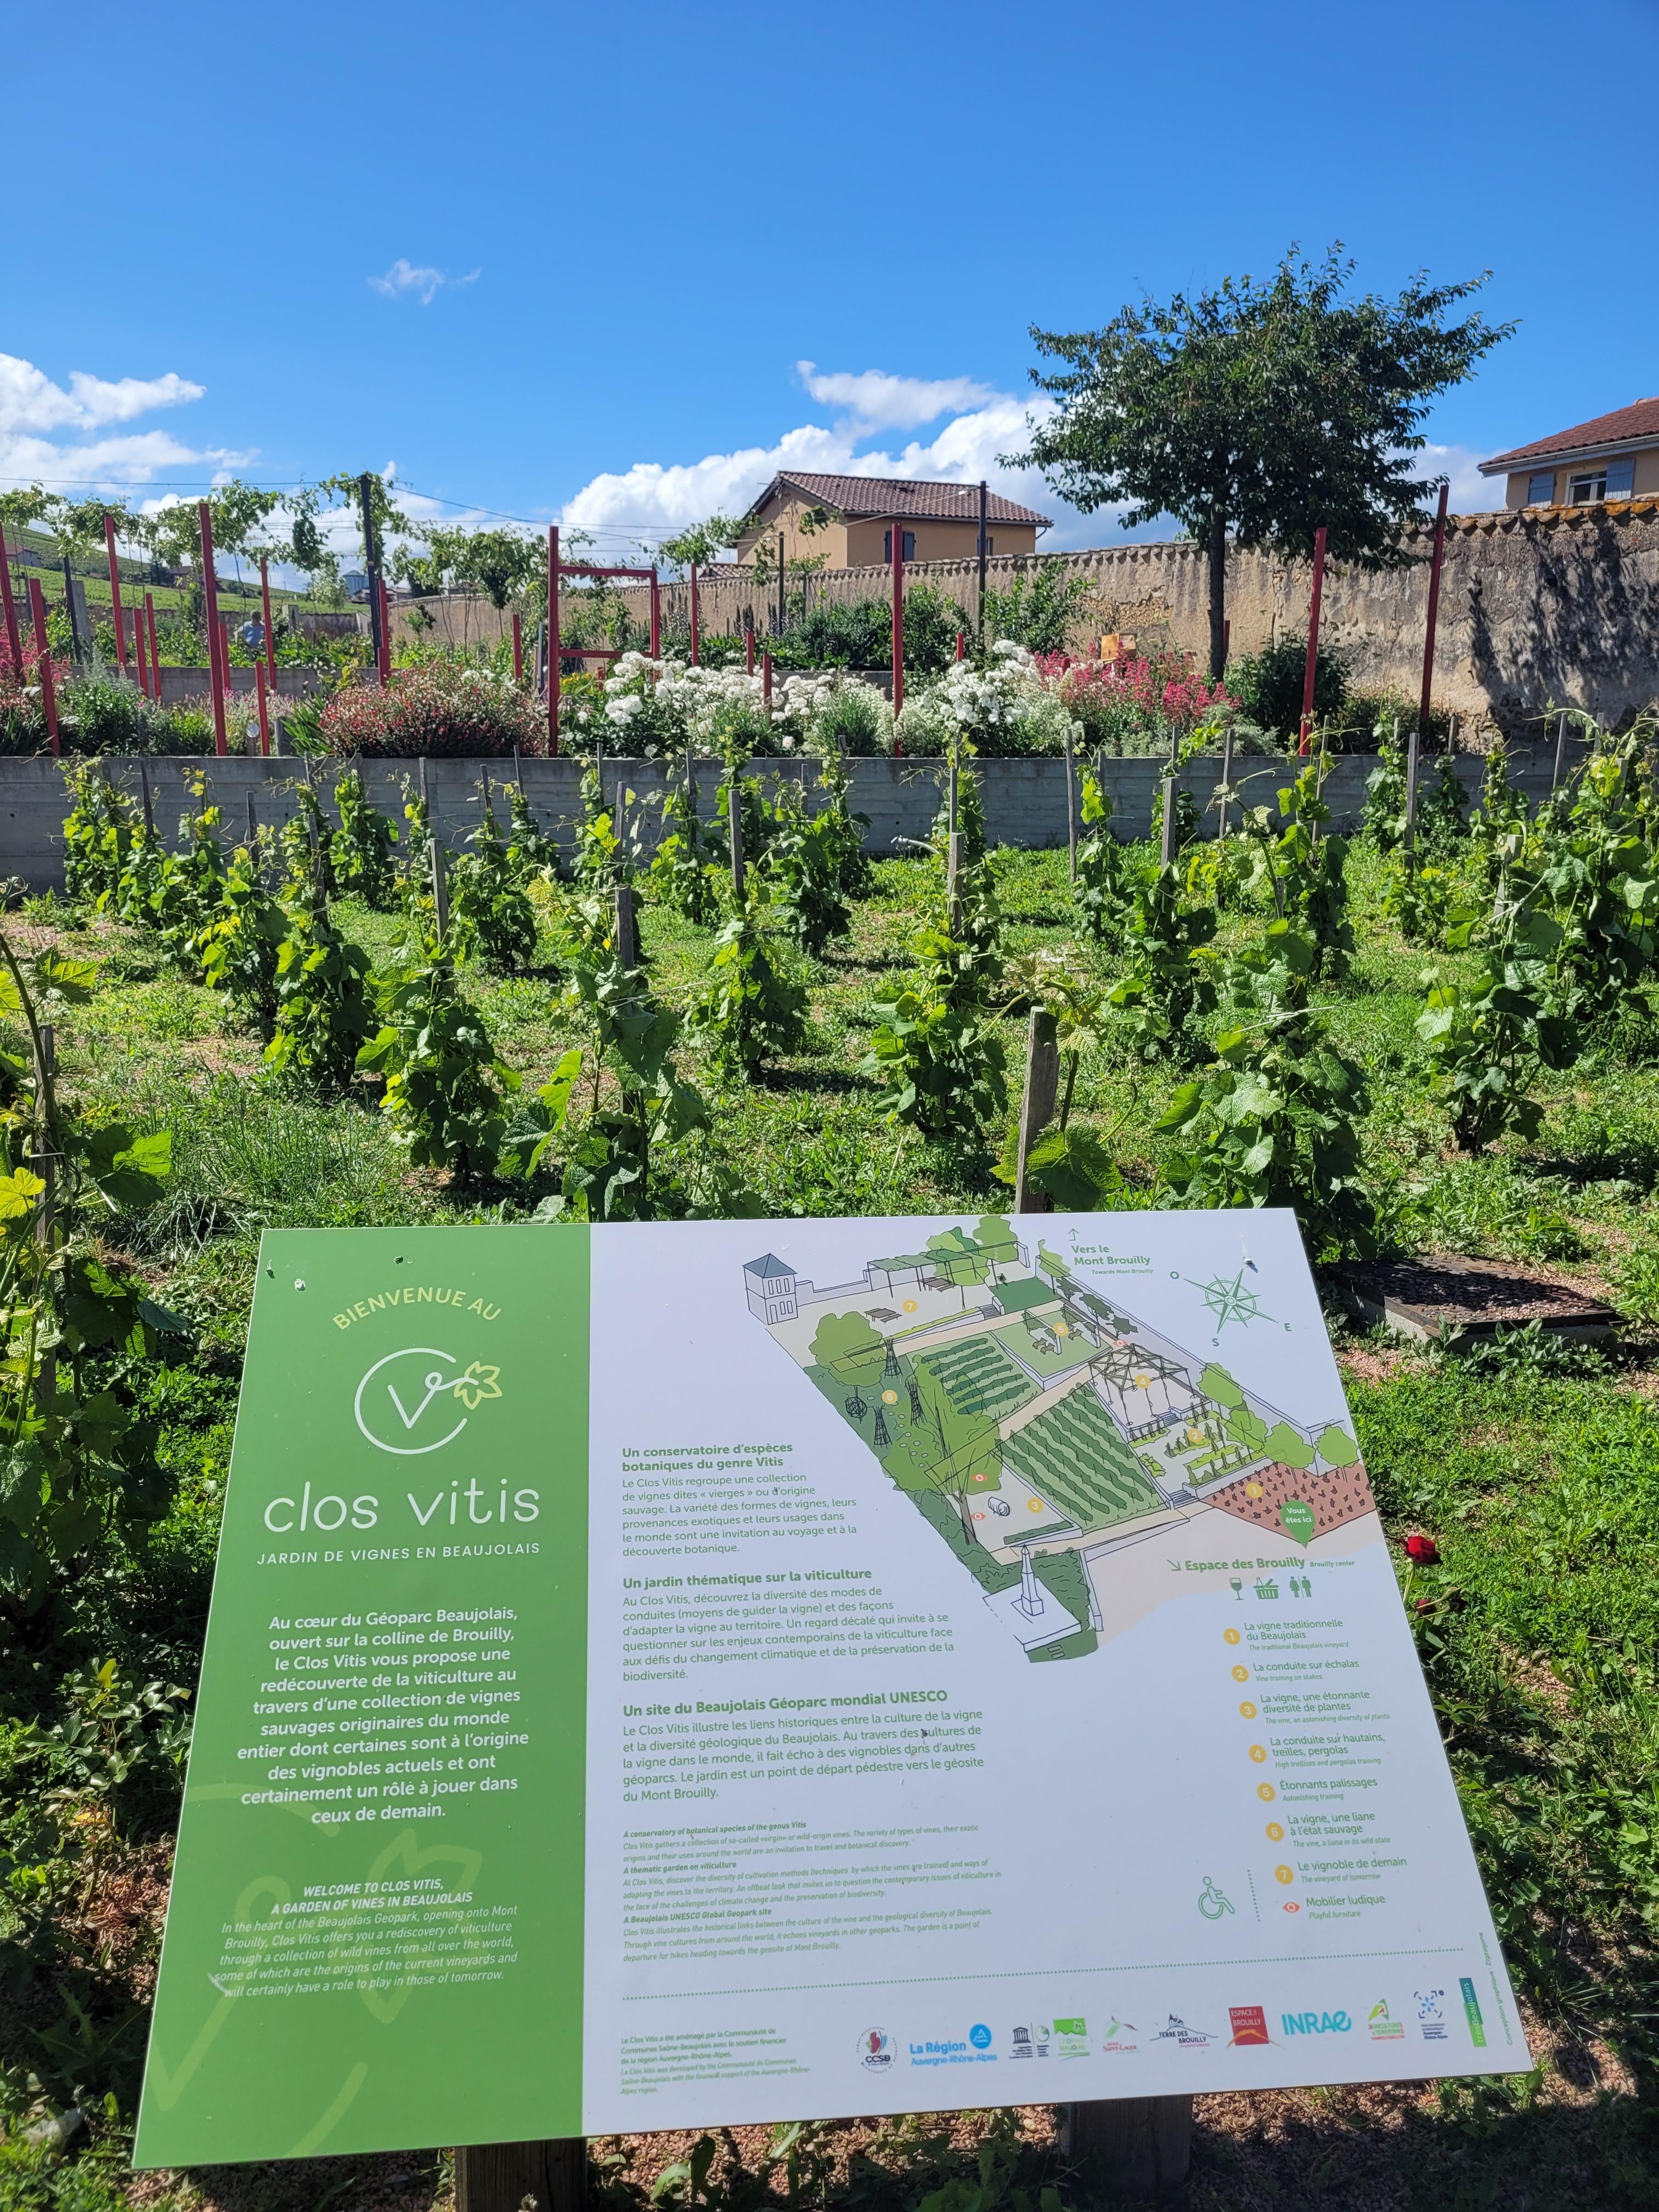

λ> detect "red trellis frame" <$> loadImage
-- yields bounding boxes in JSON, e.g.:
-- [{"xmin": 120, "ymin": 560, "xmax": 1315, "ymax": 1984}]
[{"xmin": 545, "ymin": 526, "xmax": 659, "ymax": 754}]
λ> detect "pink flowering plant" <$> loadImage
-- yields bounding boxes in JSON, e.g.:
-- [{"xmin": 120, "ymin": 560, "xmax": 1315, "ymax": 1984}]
[
  {"xmin": 319, "ymin": 663, "xmax": 544, "ymax": 758},
  {"xmin": 1036, "ymin": 648, "xmax": 1235, "ymax": 756}
]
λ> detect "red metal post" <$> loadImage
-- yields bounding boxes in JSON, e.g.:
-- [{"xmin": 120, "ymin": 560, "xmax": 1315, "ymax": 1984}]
[
  {"xmin": 146, "ymin": 595, "xmax": 161, "ymax": 701},
  {"xmin": 689, "ymin": 563, "xmax": 700, "ymax": 666},
  {"xmin": 256, "ymin": 659, "xmax": 271, "ymax": 756},
  {"xmin": 744, "ymin": 621, "xmax": 754, "ymax": 676},
  {"xmin": 198, "ymin": 501, "xmax": 229, "ymax": 757},
  {"xmin": 648, "ymin": 566, "xmax": 660, "ymax": 659},
  {"xmin": 27, "ymin": 579, "xmax": 59, "ymax": 754},
  {"xmin": 955, "ymin": 629, "xmax": 966, "ymax": 661},
  {"xmin": 260, "ymin": 555, "xmax": 276, "ymax": 692},
  {"xmin": 1418, "ymin": 482, "xmax": 1450, "ymax": 740},
  {"xmin": 0, "ymin": 522, "xmax": 22, "ymax": 677},
  {"xmin": 1297, "ymin": 524, "xmax": 1327, "ymax": 755},
  {"xmin": 511, "ymin": 610, "xmax": 523, "ymax": 687},
  {"xmin": 133, "ymin": 588, "xmax": 149, "ymax": 696},
  {"xmin": 890, "ymin": 516, "xmax": 905, "ymax": 726},
  {"xmin": 105, "ymin": 512, "xmax": 128, "ymax": 675},
  {"xmin": 377, "ymin": 576, "xmax": 392, "ymax": 686},
  {"xmin": 546, "ymin": 526, "xmax": 560, "ymax": 755}
]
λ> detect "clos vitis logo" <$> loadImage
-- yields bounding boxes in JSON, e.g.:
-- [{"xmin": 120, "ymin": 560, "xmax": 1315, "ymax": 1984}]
[{"xmin": 354, "ymin": 1347, "xmax": 504, "ymax": 1455}]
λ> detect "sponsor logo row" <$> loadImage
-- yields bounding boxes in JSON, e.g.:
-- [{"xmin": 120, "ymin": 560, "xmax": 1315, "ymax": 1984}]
[{"xmin": 859, "ymin": 1982, "xmax": 1486, "ymax": 2071}]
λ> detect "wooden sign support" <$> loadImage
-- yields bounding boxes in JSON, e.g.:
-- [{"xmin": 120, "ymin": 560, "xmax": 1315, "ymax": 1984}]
[
  {"xmin": 1065, "ymin": 2095, "xmax": 1192, "ymax": 2203},
  {"xmin": 1013, "ymin": 1008, "xmax": 1060, "ymax": 1214},
  {"xmin": 455, "ymin": 2138, "xmax": 586, "ymax": 2212}
]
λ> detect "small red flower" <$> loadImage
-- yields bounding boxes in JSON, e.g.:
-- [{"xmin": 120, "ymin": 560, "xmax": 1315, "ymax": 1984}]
[
  {"xmin": 1404, "ymin": 1534, "xmax": 1440, "ymax": 1565},
  {"xmin": 1414, "ymin": 1597, "xmax": 1436, "ymax": 1614}
]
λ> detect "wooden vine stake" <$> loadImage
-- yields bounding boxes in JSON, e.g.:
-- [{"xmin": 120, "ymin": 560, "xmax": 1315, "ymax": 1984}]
[
  {"xmin": 945, "ymin": 753, "xmax": 963, "ymax": 937},
  {"xmin": 612, "ymin": 792, "xmax": 637, "ymax": 969},
  {"xmin": 727, "ymin": 781, "xmax": 744, "ymax": 903},
  {"xmin": 1012, "ymin": 1008, "xmax": 1060, "ymax": 1214},
  {"xmin": 1216, "ymin": 724, "xmax": 1234, "ymax": 839},
  {"xmin": 1403, "ymin": 718, "xmax": 1420, "ymax": 867},
  {"xmin": 454, "ymin": 2138, "xmax": 586, "ymax": 2212},
  {"xmin": 1062, "ymin": 720, "xmax": 1077, "ymax": 882}
]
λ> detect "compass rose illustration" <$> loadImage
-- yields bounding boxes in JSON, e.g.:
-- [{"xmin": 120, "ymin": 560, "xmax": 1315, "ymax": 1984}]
[{"xmin": 1172, "ymin": 1264, "xmax": 1289, "ymax": 1344}]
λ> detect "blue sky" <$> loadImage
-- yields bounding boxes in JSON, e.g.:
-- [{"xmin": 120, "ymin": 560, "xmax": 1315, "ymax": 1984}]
[{"xmin": 4, "ymin": 0, "xmax": 1657, "ymax": 563}]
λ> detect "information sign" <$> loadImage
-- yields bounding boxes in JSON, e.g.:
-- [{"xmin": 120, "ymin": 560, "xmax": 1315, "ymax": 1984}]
[{"xmin": 136, "ymin": 1214, "xmax": 1526, "ymax": 2166}]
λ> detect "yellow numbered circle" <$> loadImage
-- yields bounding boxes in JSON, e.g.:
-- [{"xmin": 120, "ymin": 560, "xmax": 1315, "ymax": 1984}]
[
  {"xmin": 1274, "ymin": 1864, "xmax": 1295, "ymax": 1885},
  {"xmin": 1248, "ymin": 1743, "xmax": 1267, "ymax": 1763},
  {"xmin": 1245, "ymin": 1480, "xmax": 1263, "ymax": 1499},
  {"xmin": 1238, "ymin": 1701, "xmax": 1257, "ymax": 1718},
  {"xmin": 1027, "ymin": 1498, "xmax": 1042, "ymax": 1512},
  {"xmin": 1257, "ymin": 1782, "xmax": 1277, "ymax": 1802},
  {"xmin": 1231, "ymin": 1665, "xmax": 1249, "ymax": 1682},
  {"xmin": 1224, "ymin": 1628, "xmax": 1242, "ymax": 1646},
  {"xmin": 1187, "ymin": 1426, "xmax": 1204, "ymax": 1444},
  {"xmin": 1054, "ymin": 1321, "xmax": 1070, "ymax": 1338},
  {"xmin": 1266, "ymin": 1821, "xmax": 1285, "ymax": 1842},
  {"xmin": 882, "ymin": 1390, "xmax": 898, "ymax": 1405},
  {"xmin": 902, "ymin": 1300, "xmax": 917, "ymax": 1313}
]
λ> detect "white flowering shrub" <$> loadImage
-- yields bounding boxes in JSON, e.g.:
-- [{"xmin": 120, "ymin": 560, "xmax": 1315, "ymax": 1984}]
[
  {"xmin": 564, "ymin": 653, "xmax": 889, "ymax": 760},
  {"xmin": 896, "ymin": 640, "xmax": 1075, "ymax": 757}
]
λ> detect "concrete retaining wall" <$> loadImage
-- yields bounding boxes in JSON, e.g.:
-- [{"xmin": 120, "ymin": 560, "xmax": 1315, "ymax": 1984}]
[{"xmin": 3, "ymin": 744, "xmax": 1583, "ymax": 893}]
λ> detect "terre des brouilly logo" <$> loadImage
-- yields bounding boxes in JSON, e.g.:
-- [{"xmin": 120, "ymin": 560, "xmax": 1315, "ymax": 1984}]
[{"xmin": 354, "ymin": 1347, "xmax": 504, "ymax": 1456}]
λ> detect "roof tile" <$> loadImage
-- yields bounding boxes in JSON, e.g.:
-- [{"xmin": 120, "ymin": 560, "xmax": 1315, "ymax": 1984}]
[
  {"xmin": 1483, "ymin": 398, "xmax": 1659, "ymax": 471},
  {"xmin": 747, "ymin": 472, "xmax": 1051, "ymax": 528}
]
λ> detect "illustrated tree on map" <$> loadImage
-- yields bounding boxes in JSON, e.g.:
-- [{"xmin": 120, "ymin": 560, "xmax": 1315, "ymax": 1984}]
[
  {"xmin": 845, "ymin": 1386, "xmax": 870, "ymax": 1422},
  {"xmin": 872, "ymin": 1406, "xmax": 891, "ymax": 1448},
  {"xmin": 811, "ymin": 1310, "xmax": 885, "ymax": 1378}
]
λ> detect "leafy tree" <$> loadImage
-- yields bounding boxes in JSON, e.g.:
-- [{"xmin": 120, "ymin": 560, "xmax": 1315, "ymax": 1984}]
[
  {"xmin": 981, "ymin": 564, "xmax": 1090, "ymax": 654},
  {"xmin": 1017, "ymin": 244, "xmax": 1511, "ymax": 675},
  {"xmin": 315, "ymin": 470, "xmax": 414, "ymax": 572},
  {"xmin": 1228, "ymin": 634, "xmax": 1350, "ymax": 736},
  {"xmin": 659, "ymin": 514, "xmax": 746, "ymax": 574},
  {"xmin": 143, "ymin": 481, "xmax": 286, "ymax": 575},
  {"xmin": 453, "ymin": 528, "xmax": 539, "ymax": 610}
]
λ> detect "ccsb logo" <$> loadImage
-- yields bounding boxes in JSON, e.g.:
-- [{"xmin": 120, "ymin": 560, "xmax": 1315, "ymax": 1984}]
[{"xmin": 859, "ymin": 2029, "xmax": 894, "ymax": 2072}]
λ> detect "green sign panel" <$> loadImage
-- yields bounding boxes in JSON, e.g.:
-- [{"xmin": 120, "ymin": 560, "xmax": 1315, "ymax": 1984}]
[
  {"xmin": 136, "ymin": 1228, "xmax": 589, "ymax": 2166},
  {"xmin": 1279, "ymin": 1497, "xmax": 1317, "ymax": 1545}
]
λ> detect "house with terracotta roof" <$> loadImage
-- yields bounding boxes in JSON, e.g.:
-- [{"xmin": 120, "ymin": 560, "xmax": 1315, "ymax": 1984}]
[
  {"xmin": 1479, "ymin": 399, "xmax": 1659, "ymax": 511},
  {"xmin": 731, "ymin": 472, "xmax": 1052, "ymax": 568}
]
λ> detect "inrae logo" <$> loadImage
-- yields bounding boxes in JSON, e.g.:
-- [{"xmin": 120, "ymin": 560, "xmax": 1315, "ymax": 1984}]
[{"xmin": 1281, "ymin": 2010, "xmax": 1352, "ymax": 2035}]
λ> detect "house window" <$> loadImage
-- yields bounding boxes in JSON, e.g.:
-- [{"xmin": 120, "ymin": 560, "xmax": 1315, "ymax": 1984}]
[
  {"xmin": 1526, "ymin": 472, "xmax": 1555, "ymax": 505},
  {"xmin": 883, "ymin": 528, "xmax": 916, "ymax": 562},
  {"xmin": 1566, "ymin": 459, "xmax": 1633, "ymax": 504}
]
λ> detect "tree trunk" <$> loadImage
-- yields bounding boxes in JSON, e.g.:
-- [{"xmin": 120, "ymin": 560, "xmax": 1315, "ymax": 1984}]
[{"xmin": 1207, "ymin": 513, "xmax": 1227, "ymax": 682}]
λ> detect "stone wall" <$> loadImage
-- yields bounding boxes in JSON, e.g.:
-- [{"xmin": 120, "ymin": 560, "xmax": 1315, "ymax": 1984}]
[
  {"xmin": 2, "ymin": 742, "xmax": 1582, "ymax": 891},
  {"xmin": 393, "ymin": 499, "xmax": 1659, "ymax": 737}
]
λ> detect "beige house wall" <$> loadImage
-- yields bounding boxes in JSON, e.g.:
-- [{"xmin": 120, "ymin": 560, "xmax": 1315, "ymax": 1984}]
[
  {"xmin": 842, "ymin": 517, "xmax": 1039, "ymax": 565},
  {"xmin": 1501, "ymin": 443, "xmax": 1659, "ymax": 510}
]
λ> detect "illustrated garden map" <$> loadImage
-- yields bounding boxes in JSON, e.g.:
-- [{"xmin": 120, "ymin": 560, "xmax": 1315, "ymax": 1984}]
[{"xmin": 744, "ymin": 1215, "xmax": 1373, "ymax": 1662}]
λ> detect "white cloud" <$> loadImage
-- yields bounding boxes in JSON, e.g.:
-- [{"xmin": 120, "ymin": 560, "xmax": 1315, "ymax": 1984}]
[
  {"xmin": 796, "ymin": 360, "xmax": 1000, "ymax": 430},
  {"xmin": 1417, "ymin": 442, "xmax": 1494, "ymax": 515},
  {"xmin": 560, "ymin": 375, "xmax": 1113, "ymax": 547},
  {"xmin": 368, "ymin": 259, "xmax": 481, "ymax": 306},
  {"xmin": 0, "ymin": 351, "xmax": 238, "ymax": 500}
]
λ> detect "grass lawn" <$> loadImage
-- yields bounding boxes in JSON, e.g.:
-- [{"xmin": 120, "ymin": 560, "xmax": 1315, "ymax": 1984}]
[{"xmin": 2, "ymin": 830, "xmax": 1658, "ymax": 2210}]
